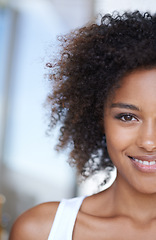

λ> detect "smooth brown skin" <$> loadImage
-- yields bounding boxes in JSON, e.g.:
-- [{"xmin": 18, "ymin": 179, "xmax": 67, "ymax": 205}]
[{"xmin": 9, "ymin": 69, "xmax": 156, "ymax": 239}]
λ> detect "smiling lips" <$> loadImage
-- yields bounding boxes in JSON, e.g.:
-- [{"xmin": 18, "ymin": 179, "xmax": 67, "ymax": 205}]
[{"xmin": 129, "ymin": 156, "xmax": 156, "ymax": 172}]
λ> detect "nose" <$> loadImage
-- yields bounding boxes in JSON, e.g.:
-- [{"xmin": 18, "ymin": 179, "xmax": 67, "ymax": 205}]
[{"xmin": 136, "ymin": 121, "xmax": 156, "ymax": 152}]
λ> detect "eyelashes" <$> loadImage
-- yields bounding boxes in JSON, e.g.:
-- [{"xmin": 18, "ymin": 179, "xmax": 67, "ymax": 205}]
[{"xmin": 114, "ymin": 113, "xmax": 138, "ymax": 122}]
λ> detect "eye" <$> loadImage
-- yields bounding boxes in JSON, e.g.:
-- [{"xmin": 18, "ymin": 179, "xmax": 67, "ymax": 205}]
[{"xmin": 115, "ymin": 113, "xmax": 138, "ymax": 122}]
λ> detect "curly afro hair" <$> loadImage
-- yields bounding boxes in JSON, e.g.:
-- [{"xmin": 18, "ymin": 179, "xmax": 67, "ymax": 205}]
[{"xmin": 46, "ymin": 11, "xmax": 156, "ymax": 178}]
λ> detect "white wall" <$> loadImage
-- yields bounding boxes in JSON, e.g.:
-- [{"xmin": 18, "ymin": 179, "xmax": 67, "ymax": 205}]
[
  {"xmin": 0, "ymin": 0, "xmax": 94, "ymax": 233},
  {"xmin": 96, "ymin": 0, "xmax": 156, "ymax": 14}
]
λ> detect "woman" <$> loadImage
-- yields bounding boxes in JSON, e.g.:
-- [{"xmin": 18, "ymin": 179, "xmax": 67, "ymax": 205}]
[{"xmin": 9, "ymin": 11, "xmax": 156, "ymax": 239}]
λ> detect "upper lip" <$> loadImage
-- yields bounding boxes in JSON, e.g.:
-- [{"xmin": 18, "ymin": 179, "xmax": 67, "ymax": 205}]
[{"xmin": 129, "ymin": 155, "xmax": 156, "ymax": 162}]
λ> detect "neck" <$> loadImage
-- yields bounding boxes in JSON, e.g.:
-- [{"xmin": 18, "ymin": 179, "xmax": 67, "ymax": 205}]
[{"xmin": 111, "ymin": 172, "xmax": 156, "ymax": 223}]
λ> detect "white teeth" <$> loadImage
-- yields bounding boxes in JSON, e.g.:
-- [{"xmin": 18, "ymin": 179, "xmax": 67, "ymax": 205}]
[
  {"xmin": 143, "ymin": 161, "xmax": 149, "ymax": 165},
  {"xmin": 132, "ymin": 158, "xmax": 156, "ymax": 166},
  {"xmin": 150, "ymin": 161, "xmax": 156, "ymax": 165}
]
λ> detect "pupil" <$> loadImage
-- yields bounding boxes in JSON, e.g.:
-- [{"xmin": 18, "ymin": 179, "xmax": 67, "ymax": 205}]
[{"xmin": 124, "ymin": 115, "xmax": 132, "ymax": 121}]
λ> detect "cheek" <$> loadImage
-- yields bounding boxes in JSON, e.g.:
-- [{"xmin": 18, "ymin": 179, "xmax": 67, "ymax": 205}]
[{"xmin": 104, "ymin": 122, "xmax": 136, "ymax": 156}]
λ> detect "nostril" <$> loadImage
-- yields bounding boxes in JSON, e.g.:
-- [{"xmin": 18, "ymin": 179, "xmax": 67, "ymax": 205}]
[{"xmin": 138, "ymin": 141, "xmax": 156, "ymax": 152}]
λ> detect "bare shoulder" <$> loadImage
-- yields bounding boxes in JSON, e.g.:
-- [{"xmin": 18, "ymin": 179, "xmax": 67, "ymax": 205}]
[{"xmin": 9, "ymin": 201, "xmax": 59, "ymax": 240}]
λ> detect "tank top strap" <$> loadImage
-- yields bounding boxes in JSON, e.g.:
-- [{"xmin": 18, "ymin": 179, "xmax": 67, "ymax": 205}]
[{"xmin": 47, "ymin": 196, "xmax": 86, "ymax": 240}]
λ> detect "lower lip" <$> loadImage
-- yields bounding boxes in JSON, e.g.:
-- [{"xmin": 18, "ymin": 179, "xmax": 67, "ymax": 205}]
[{"xmin": 129, "ymin": 157, "xmax": 156, "ymax": 173}]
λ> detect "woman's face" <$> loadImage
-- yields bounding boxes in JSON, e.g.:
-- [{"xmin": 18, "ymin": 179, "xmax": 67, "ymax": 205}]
[{"xmin": 104, "ymin": 68, "xmax": 156, "ymax": 193}]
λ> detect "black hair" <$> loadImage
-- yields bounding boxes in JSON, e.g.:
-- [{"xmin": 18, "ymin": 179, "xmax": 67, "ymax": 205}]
[{"xmin": 47, "ymin": 11, "xmax": 156, "ymax": 178}]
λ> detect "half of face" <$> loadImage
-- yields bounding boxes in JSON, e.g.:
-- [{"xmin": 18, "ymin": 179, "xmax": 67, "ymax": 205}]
[{"xmin": 103, "ymin": 68, "xmax": 156, "ymax": 194}]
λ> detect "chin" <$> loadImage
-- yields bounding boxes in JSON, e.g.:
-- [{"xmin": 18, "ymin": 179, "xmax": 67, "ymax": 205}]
[{"xmin": 131, "ymin": 182, "xmax": 156, "ymax": 195}]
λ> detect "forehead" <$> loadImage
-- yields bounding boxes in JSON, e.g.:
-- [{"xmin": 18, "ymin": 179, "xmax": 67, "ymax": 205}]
[{"xmin": 111, "ymin": 68, "xmax": 156, "ymax": 104}]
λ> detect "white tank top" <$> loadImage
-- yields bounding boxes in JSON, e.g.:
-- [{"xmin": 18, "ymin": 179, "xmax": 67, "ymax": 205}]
[{"xmin": 47, "ymin": 196, "xmax": 86, "ymax": 240}]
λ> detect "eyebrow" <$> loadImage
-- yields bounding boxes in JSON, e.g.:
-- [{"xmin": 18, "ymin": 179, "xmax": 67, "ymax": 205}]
[{"xmin": 111, "ymin": 103, "xmax": 140, "ymax": 111}]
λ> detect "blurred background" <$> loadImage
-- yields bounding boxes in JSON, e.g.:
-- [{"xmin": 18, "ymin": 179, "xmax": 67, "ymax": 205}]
[{"xmin": 0, "ymin": 0, "xmax": 156, "ymax": 238}]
